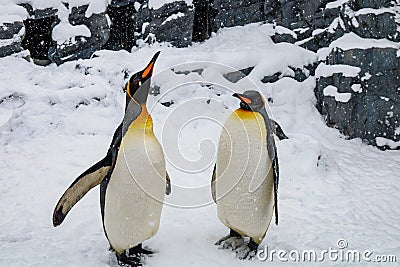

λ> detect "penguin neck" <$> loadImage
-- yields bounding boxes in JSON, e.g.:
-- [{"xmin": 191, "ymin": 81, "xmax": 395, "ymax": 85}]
[
  {"xmin": 129, "ymin": 104, "xmax": 153, "ymax": 132},
  {"xmin": 234, "ymin": 108, "xmax": 257, "ymax": 118},
  {"xmin": 134, "ymin": 82, "xmax": 150, "ymax": 105}
]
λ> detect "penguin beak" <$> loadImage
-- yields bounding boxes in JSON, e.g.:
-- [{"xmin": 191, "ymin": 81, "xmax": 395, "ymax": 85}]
[
  {"xmin": 141, "ymin": 51, "xmax": 161, "ymax": 79},
  {"xmin": 233, "ymin": 93, "xmax": 252, "ymax": 104}
]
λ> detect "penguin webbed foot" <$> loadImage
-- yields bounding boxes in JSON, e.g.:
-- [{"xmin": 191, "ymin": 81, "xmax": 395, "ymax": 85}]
[
  {"xmin": 116, "ymin": 244, "xmax": 154, "ymax": 266},
  {"xmin": 235, "ymin": 240, "xmax": 258, "ymax": 260},
  {"xmin": 128, "ymin": 244, "xmax": 154, "ymax": 256},
  {"xmin": 215, "ymin": 229, "xmax": 244, "ymax": 250},
  {"xmin": 116, "ymin": 252, "xmax": 142, "ymax": 267}
]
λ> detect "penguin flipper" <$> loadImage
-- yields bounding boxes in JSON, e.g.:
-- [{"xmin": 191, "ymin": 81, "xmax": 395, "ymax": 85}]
[
  {"xmin": 272, "ymin": 154, "xmax": 279, "ymax": 225},
  {"xmin": 211, "ymin": 164, "xmax": 217, "ymax": 203},
  {"xmin": 165, "ymin": 172, "xmax": 171, "ymax": 195},
  {"xmin": 260, "ymin": 109, "xmax": 279, "ymax": 225},
  {"xmin": 267, "ymin": 124, "xmax": 279, "ymax": 225},
  {"xmin": 53, "ymin": 152, "xmax": 113, "ymax": 227},
  {"xmin": 271, "ymin": 119, "xmax": 288, "ymax": 140}
]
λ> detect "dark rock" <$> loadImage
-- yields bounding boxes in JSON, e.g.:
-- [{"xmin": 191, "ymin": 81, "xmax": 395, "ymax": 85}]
[
  {"xmin": 133, "ymin": 1, "xmax": 194, "ymax": 47},
  {"xmin": 263, "ymin": 0, "xmax": 280, "ymax": 22},
  {"xmin": 49, "ymin": 5, "xmax": 110, "ymax": 65},
  {"xmin": 271, "ymin": 33, "xmax": 296, "ymax": 44},
  {"xmin": 17, "ymin": 3, "xmax": 57, "ymax": 64},
  {"xmin": 261, "ymin": 66, "xmax": 309, "ymax": 83},
  {"xmin": 213, "ymin": 1, "xmax": 265, "ymax": 30},
  {"xmin": 192, "ymin": 0, "xmax": 218, "ymax": 42},
  {"xmin": 172, "ymin": 68, "xmax": 204, "ymax": 75},
  {"xmin": 300, "ymin": 0, "xmax": 331, "ymax": 27},
  {"xmin": 223, "ymin": 66, "xmax": 254, "ymax": 83},
  {"xmin": 305, "ymin": 62, "xmax": 319, "ymax": 76},
  {"xmin": 349, "ymin": 12, "xmax": 398, "ymax": 41},
  {"xmin": 289, "ymin": 66, "xmax": 308, "ymax": 82},
  {"xmin": 150, "ymin": 85, "xmax": 161, "ymax": 96},
  {"xmin": 293, "ymin": 27, "xmax": 313, "ymax": 41},
  {"xmin": 161, "ymin": 100, "xmax": 174, "ymax": 107},
  {"xmin": 348, "ymin": 0, "xmax": 392, "ymax": 10},
  {"xmin": 0, "ymin": 22, "xmax": 25, "ymax": 57},
  {"xmin": 274, "ymin": 0, "xmax": 300, "ymax": 28},
  {"xmin": 300, "ymin": 25, "xmax": 346, "ymax": 52},
  {"xmin": 261, "ymin": 72, "xmax": 281, "ymax": 83},
  {"xmin": 316, "ymin": 47, "xmax": 400, "ymax": 147},
  {"xmin": 103, "ymin": 2, "xmax": 136, "ymax": 51},
  {"xmin": 327, "ymin": 48, "xmax": 399, "ymax": 75},
  {"xmin": 21, "ymin": 16, "xmax": 56, "ymax": 64},
  {"xmin": 0, "ymin": 22, "xmax": 24, "ymax": 40},
  {"xmin": 19, "ymin": 3, "xmax": 57, "ymax": 19}
]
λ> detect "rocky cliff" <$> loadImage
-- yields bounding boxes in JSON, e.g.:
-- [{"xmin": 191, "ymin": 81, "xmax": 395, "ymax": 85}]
[{"xmin": 0, "ymin": 0, "xmax": 399, "ymax": 149}]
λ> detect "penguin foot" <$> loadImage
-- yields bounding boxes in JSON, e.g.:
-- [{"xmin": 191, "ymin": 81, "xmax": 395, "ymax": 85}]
[
  {"xmin": 215, "ymin": 229, "xmax": 244, "ymax": 250},
  {"xmin": 235, "ymin": 240, "xmax": 258, "ymax": 260},
  {"xmin": 214, "ymin": 234, "xmax": 230, "ymax": 246},
  {"xmin": 128, "ymin": 244, "xmax": 154, "ymax": 256},
  {"xmin": 116, "ymin": 252, "xmax": 142, "ymax": 267},
  {"xmin": 220, "ymin": 236, "xmax": 245, "ymax": 250}
]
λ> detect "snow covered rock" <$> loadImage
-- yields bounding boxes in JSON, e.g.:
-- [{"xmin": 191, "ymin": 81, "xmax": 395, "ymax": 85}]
[
  {"xmin": 264, "ymin": 0, "xmax": 400, "ymax": 149},
  {"xmin": 18, "ymin": 4, "xmax": 58, "ymax": 65},
  {"xmin": 312, "ymin": 1, "xmax": 400, "ymax": 149},
  {"xmin": 212, "ymin": 0, "xmax": 265, "ymax": 29},
  {"xmin": 134, "ymin": 0, "xmax": 194, "ymax": 47},
  {"xmin": 1, "ymin": 2, "xmax": 110, "ymax": 65},
  {"xmin": 49, "ymin": 4, "xmax": 110, "ymax": 65},
  {"xmin": 102, "ymin": 0, "xmax": 194, "ymax": 49},
  {"xmin": 316, "ymin": 46, "xmax": 400, "ymax": 149},
  {"xmin": 1, "ymin": 0, "xmax": 399, "ymax": 149},
  {"xmin": 102, "ymin": 1, "xmax": 137, "ymax": 51},
  {"xmin": 0, "ymin": 3, "xmax": 27, "ymax": 58},
  {"xmin": 0, "ymin": 22, "xmax": 25, "ymax": 57}
]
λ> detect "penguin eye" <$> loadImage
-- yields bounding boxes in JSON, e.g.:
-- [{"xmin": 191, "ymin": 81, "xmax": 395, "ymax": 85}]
[{"xmin": 132, "ymin": 77, "xmax": 141, "ymax": 87}]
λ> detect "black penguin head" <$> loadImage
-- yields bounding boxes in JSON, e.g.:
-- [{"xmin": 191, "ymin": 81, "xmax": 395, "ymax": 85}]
[
  {"xmin": 233, "ymin": 90, "xmax": 265, "ymax": 112},
  {"xmin": 125, "ymin": 51, "xmax": 160, "ymax": 105}
]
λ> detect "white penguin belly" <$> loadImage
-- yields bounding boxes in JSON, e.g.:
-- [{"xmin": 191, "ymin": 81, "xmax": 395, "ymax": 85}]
[
  {"xmin": 104, "ymin": 128, "xmax": 166, "ymax": 254},
  {"xmin": 216, "ymin": 110, "xmax": 275, "ymax": 243}
]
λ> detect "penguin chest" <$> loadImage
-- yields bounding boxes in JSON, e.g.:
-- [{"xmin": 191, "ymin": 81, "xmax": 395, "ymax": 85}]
[
  {"xmin": 104, "ymin": 128, "xmax": 166, "ymax": 253},
  {"xmin": 216, "ymin": 110, "xmax": 275, "ymax": 242}
]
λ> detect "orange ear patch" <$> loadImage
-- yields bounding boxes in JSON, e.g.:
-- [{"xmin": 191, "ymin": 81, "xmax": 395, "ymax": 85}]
[
  {"xmin": 238, "ymin": 96, "xmax": 252, "ymax": 104},
  {"xmin": 126, "ymin": 81, "xmax": 132, "ymax": 98},
  {"xmin": 142, "ymin": 62, "xmax": 154, "ymax": 78}
]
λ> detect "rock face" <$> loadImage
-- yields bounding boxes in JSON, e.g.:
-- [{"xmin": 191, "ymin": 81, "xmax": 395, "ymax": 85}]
[
  {"xmin": 103, "ymin": 1, "xmax": 136, "ymax": 51},
  {"xmin": 314, "ymin": 2, "xmax": 399, "ymax": 149},
  {"xmin": 261, "ymin": 0, "xmax": 400, "ymax": 149},
  {"xmin": 212, "ymin": 0, "xmax": 266, "ymax": 30},
  {"xmin": 104, "ymin": 0, "xmax": 194, "ymax": 50},
  {"xmin": 0, "ymin": 22, "xmax": 25, "ymax": 57},
  {"xmin": 0, "ymin": 0, "xmax": 399, "ymax": 149},
  {"xmin": 133, "ymin": 1, "xmax": 194, "ymax": 47},
  {"xmin": 49, "ymin": 5, "xmax": 110, "ymax": 65},
  {"xmin": 18, "ymin": 5, "xmax": 58, "ymax": 65},
  {"xmin": 315, "ymin": 47, "xmax": 400, "ymax": 148}
]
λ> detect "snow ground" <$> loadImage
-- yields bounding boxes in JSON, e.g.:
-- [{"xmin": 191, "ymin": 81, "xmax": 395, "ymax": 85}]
[{"xmin": 0, "ymin": 23, "xmax": 399, "ymax": 266}]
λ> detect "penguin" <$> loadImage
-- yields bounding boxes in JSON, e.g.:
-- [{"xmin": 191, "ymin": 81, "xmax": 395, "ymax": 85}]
[
  {"xmin": 211, "ymin": 90, "xmax": 281, "ymax": 259},
  {"xmin": 52, "ymin": 52, "xmax": 171, "ymax": 266}
]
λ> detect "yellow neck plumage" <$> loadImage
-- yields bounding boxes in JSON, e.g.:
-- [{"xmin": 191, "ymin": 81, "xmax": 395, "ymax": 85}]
[
  {"xmin": 233, "ymin": 108, "xmax": 258, "ymax": 119},
  {"xmin": 129, "ymin": 104, "xmax": 154, "ymax": 132}
]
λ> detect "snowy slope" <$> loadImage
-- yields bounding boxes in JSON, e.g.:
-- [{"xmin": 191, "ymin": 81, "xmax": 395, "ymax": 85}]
[{"xmin": 0, "ymin": 23, "xmax": 399, "ymax": 266}]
